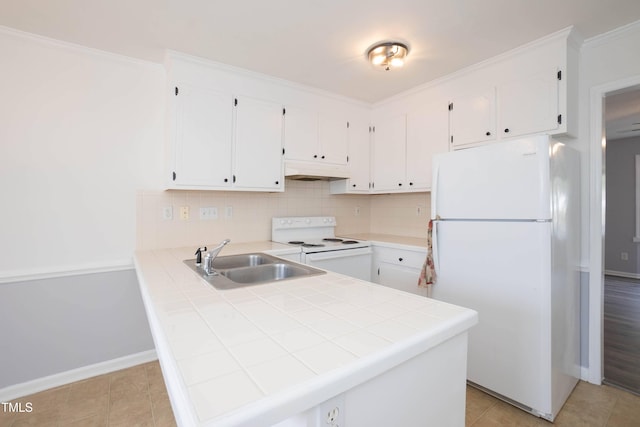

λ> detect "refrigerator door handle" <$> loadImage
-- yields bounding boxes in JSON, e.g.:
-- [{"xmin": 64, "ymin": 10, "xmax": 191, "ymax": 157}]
[
  {"xmin": 432, "ymin": 220, "xmax": 440, "ymax": 274},
  {"xmin": 432, "ymin": 160, "xmax": 440, "ymax": 218}
]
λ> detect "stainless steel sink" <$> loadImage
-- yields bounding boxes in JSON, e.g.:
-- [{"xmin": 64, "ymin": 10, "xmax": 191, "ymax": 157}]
[
  {"xmin": 220, "ymin": 263, "xmax": 316, "ymax": 284},
  {"xmin": 210, "ymin": 253, "xmax": 275, "ymax": 270},
  {"xmin": 183, "ymin": 253, "xmax": 325, "ymax": 290}
]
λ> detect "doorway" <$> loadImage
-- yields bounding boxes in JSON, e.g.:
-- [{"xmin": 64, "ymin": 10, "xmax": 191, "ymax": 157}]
[{"xmin": 601, "ymin": 87, "xmax": 640, "ymax": 394}]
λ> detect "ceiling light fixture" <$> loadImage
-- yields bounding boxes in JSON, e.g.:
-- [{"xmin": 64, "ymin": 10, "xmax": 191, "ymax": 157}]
[{"xmin": 367, "ymin": 42, "xmax": 410, "ymax": 71}]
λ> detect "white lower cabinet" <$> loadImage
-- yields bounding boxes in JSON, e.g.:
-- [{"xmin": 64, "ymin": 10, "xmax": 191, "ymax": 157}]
[
  {"xmin": 372, "ymin": 245, "xmax": 428, "ymax": 297},
  {"xmin": 274, "ymin": 331, "xmax": 469, "ymax": 427}
]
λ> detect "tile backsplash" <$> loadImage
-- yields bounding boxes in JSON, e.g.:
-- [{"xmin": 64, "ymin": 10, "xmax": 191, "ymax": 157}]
[
  {"xmin": 370, "ymin": 192, "xmax": 430, "ymax": 238},
  {"xmin": 137, "ymin": 180, "xmax": 430, "ymax": 250}
]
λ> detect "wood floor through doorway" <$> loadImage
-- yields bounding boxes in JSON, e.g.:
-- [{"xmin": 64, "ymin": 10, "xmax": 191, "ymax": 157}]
[{"xmin": 604, "ymin": 274, "xmax": 640, "ymax": 395}]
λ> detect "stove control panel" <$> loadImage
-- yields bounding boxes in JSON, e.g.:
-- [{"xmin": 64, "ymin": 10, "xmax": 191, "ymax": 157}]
[{"xmin": 273, "ymin": 216, "xmax": 336, "ymax": 229}]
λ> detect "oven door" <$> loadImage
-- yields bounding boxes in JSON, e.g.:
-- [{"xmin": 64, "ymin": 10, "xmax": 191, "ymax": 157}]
[{"xmin": 302, "ymin": 247, "xmax": 372, "ymax": 282}]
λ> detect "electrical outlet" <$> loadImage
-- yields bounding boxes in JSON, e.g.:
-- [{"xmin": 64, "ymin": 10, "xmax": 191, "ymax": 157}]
[
  {"xmin": 416, "ymin": 206, "xmax": 423, "ymax": 216},
  {"xmin": 327, "ymin": 407, "xmax": 339, "ymax": 425},
  {"xmin": 225, "ymin": 206, "xmax": 233, "ymax": 219},
  {"xmin": 354, "ymin": 206, "xmax": 361, "ymax": 216},
  {"xmin": 318, "ymin": 394, "xmax": 344, "ymax": 427},
  {"xmin": 179, "ymin": 206, "xmax": 190, "ymax": 220},
  {"xmin": 621, "ymin": 252, "xmax": 629, "ymax": 261},
  {"xmin": 199, "ymin": 207, "xmax": 218, "ymax": 220},
  {"xmin": 161, "ymin": 206, "xmax": 173, "ymax": 220}
]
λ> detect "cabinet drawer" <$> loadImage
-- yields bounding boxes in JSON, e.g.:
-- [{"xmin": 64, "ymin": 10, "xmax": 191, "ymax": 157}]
[{"xmin": 374, "ymin": 246, "xmax": 427, "ymax": 269}]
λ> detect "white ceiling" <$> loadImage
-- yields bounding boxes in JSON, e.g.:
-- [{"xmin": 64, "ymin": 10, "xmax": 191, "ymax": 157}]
[{"xmin": 1, "ymin": 0, "xmax": 640, "ymax": 103}]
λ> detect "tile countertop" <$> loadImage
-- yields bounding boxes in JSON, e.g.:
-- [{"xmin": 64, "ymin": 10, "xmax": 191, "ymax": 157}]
[
  {"xmin": 134, "ymin": 241, "xmax": 477, "ymax": 427},
  {"xmin": 341, "ymin": 233, "xmax": 428, "ymax": 250}
]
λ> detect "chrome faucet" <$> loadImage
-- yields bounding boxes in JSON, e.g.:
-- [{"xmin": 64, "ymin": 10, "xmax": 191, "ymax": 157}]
[{"xmin": 203, "ymin": 239, "xmax": 230, "ymax": 275}]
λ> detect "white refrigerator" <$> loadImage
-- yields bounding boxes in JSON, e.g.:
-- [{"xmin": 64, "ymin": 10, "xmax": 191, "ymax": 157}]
[{"xmin": 431, "ymin": 135, "xmax": 580, "ymax": 421}]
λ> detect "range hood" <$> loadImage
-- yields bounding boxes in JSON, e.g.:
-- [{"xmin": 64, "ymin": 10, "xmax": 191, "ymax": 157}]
[{"xmin": 284, "ymin": 161, "xmax": 350, "ymax": 181}]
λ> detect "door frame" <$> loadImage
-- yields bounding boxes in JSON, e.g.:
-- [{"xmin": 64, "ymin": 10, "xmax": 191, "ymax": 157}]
[{"xmin": 588, "ymin": 75, "xmax": 640, "ymax": 384}]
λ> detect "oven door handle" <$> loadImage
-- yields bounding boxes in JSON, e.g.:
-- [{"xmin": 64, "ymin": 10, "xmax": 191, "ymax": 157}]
[{"xmin": 305, "ymin": 247, "xmax": 372, "ymax": 261}]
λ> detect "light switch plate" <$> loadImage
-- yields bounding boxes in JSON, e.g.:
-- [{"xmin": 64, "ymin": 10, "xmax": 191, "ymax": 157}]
[
  {"xmin": 199, "ymin": 207, "xmax": 218, "ymax": 220},
  {"xmin": 162, "ymin": 206, "xmax": 173, "ymax": 220}
]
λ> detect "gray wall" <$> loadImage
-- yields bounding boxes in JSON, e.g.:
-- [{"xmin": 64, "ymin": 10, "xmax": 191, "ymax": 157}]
[
  {"xmin": 581, "ymin": 271, "xmax": 589, "ymax": 368},
  {"xmin": 605, "ymin": 136, "xmax": 640, "ymax": 275},
  {"xmin": 0, "ymin": 270, "xmax": 154, "ymax": 389}
]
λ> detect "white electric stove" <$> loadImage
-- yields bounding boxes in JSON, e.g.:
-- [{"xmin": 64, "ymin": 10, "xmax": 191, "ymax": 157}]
[{"xmin": 272, "ymin": 216, "xmax": 372, "ymax": 281}]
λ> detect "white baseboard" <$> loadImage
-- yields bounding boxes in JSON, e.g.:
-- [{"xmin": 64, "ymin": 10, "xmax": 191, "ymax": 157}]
[
  {"xmin": 604, "ymin": 269, "xmax": 640, "ymax": 280},
  {"xmin": 0, "ymin": 350, "xmax": 157, "ymax": 402},
  {"xmin": 580, "ymin": 366, "xmax": 592, "ymax": 383}
]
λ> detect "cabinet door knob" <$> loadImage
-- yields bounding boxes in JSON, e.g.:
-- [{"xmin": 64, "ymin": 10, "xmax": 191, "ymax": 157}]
[
  {"xmin": 313, "ymin": 155, "xmax": 318, "ymax": 158},
  {"xmin": 486, "ymin": 131, "xmax": 491, "ymax": 136},
  {"xmin": 398, "ymin": 183, "xmax": 402, "ymax": 186},
  {"xmin": 352, "ymin": 184, "xmax": 356, "ymax": 188},
  {"xmin": 321, "ymin": 155, "xmax": 325, "ymax": 159},
  {"xmin": 224, "ymin": 178, "xmax": 228, "ymax": 183},
  {"xmin": 409, "ymin": 182, "xmax": 414, "ymax": 186},
  {"xmin": 398, "ymin": 257, "xmax": 403, "ymax": 262},
  {"xmin": 504, "ymin": 128, "xmax": 510, "ymax": 133},
  {"xmin": 275, "ymin": 180, "xmax": 279, "ymax": 185}
]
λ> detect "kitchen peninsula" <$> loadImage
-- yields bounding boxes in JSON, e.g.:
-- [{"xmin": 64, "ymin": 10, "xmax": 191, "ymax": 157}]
[{"xmin": 134, "ymin": 242, "xmax": 477, "ymax": 426}]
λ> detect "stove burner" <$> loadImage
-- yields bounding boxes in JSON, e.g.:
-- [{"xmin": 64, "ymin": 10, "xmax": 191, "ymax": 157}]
[
  {"xmin": 302, "ymin": 243, "xmax": 325, "ymax": 248},
  {"xmin": 288, "ymin": 241, "xmax": 305, "ymax": 245},
  {"xmin": 341, "ymin": 240, "xmax": 359, "ymax": 244},
  {"xmin": 322, "ymin": 238, "xmax": 343, "ymax": 242}
]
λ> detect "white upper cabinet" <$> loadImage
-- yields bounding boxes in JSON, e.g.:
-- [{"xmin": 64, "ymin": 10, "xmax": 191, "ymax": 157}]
[
  {"xmin": 318, "ymin": 113, "xmax": 349, "ymax": 164},
  {"xmin": 449, "ymin": 88, "xmax": 496, "ymax": 149},
  {"xmin": 233, "ymin": 96, "xmax": 284, "ymax": 190},
  {"xmin": 171, "ymin": 83, "xmax": 233, "ymax": 187},
  {"xmin": 447, "ymin": 28, "xmax": 577, "ymax": 150},
  {"xmin": 165, "ymin": 53, "xmax": 371, "ymax": 191},
  {"xmin": 371, "ymin": 115, "xmax": 407, "ymax": 192},
  {"xmin": 450, "ymin": 63, "xmax": 568, "ymax": 149},
  {"xmin": 330, "ymin": 120, "xmax": 371, "ymax": 194},
  {"xmin": 284, "ymin": 107, "xmax": 348, "ymax": 165},
  {"xmin": 165, "ymin": 53, "xmax": 290, "ymax": 192},
  {"xmin": 369, "ymin": 104, "xmax": 448, "ymax": 194},
  {"xmin": 282, "ymin": 106, "xmax": 317, "ymax": 162},
  {"xmin": 166, "ymin": 28, "xmax": 577, "ymax": 192},
  {"xmin": 345, "ymin": 120, "xmax": 371, "ymax": 192},
  {"xmin": 406, "ymin": 103, "xmax": 449, "ymax": 190},
  {"xmin": 167, "ymin": 81, "xmax": 284, "ymax": 191},
  {"xmin": 498, "ymin": 66, "xmax": 561, "ymax": 139}
]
